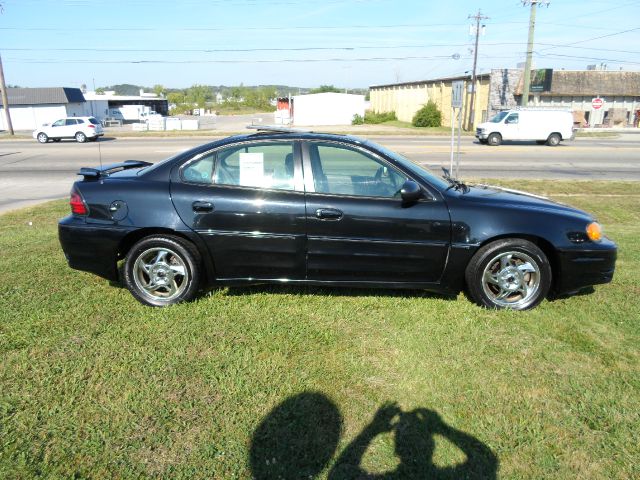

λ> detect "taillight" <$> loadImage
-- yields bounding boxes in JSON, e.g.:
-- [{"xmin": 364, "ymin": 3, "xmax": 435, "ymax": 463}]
[
  {"xmin": 70, "ymin": 188, "xmax": 88, "ymax": 215},
  {"xmin": 87, "ymin": 124, "xmax": 95, "ymax": 128}
]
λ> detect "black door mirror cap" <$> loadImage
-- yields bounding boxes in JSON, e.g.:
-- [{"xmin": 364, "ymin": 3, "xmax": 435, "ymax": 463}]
[{"xmin": 400, "ymin": 180, "xmax": 423, "ymax": 203}]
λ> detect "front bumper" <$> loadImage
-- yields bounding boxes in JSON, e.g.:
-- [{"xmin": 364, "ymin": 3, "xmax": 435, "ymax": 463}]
[
  {"xmin": 59, "ymin": 216, "xmax": 132, "ymax": 281},
  {"xmin": 554, "ymin": 239, "xmax": 617, "ymax": 294},
  {"xmin": 475, "ymin": 128, "xmax": 488, "ymax": 140}
]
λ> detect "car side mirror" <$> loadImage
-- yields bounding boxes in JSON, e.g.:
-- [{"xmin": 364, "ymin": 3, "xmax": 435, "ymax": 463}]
[{"xmin": 400, "ymin": 180, "xmax": 422, "ymax": 203}]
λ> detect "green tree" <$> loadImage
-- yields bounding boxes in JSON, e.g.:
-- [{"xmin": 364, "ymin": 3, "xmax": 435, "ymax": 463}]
[
  {"xmin": 185, "ymin": 84, "xmax": 213, "ymax": 108},
  {"xmin": 153, "ymin": 84, "xmax": 166, "ymax": 97},
  {"xmin": 412, "ymin": 101, "xmax": 442, "ymax": 127},
  {"xmin": 167, "ymin": 91, "xmax": 186, "ymax": 105},
  {"xmin": 310, "ymin": 85, "xmax": 341, "ymax": 94}
]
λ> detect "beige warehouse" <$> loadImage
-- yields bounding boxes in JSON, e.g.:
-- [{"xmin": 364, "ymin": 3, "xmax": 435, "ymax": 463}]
[
  {"xmin": 371, "ymin": 69, "xmax": 640, "ymax": 129},
  {"xmin": 370, "ymin": 73, "xmax": 491, "ymax": 129}
]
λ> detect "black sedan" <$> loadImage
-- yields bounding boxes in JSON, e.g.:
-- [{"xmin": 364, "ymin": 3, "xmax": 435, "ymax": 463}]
[{"xmin": 58, "ymin": 128, "xmax": 616, "ymax": 309}]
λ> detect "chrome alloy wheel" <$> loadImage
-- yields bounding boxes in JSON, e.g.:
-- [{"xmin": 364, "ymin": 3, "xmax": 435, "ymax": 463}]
[
  {"xmin": 481, "ymin": 251, "xmax": 541, "ymax": 309},
  {"xmin": 133, "ymin": 247, "xmax": 188, "ymax": 303}
]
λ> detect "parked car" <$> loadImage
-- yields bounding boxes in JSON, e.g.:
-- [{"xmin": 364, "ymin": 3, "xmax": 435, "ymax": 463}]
[
  {"xmin": 476, "ymin": 109, "xmax": 575, "ymax": 146},
  {"xmin": 33, "ymin": 117, "xmax": 104, "ymax": 143},
  {"xmin": 58, "ymin": 127, "xmax": 616, "ymax": 309}
]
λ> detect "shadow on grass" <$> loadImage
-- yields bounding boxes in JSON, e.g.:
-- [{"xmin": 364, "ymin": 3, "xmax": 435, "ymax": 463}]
[
  {"xmin": 218, "ymin": 284, "xmax": 457, "ymax": 301},
  {"xmin": 250, "ymin": 393, "xmax": 498, "ymax": 480}
]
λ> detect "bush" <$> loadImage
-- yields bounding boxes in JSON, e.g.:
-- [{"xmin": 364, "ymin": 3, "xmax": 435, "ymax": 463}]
[
  {"xmin": 412, "ymin": 101, "xmax": 442, "ymax": 127},
  {"xmin": 352, "ymin": 114, "xmax": 364, "ymax": 125},
  {"xmin": 363, "ymin": 111, "xmax": 397, "ymax": 124}
]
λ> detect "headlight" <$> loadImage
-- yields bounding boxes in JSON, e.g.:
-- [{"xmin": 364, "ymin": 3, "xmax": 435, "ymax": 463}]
[{"xmin": 586, "ymin": 222, "xmax": 602, "ymax": 242}]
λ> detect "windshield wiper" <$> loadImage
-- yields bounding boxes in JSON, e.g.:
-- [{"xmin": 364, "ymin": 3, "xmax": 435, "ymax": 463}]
[{"xmin": 441, "ymin": 167, "xmax": 469, "ymax": 192}]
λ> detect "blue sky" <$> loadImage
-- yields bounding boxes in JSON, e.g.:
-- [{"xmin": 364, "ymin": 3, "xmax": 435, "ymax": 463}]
[{"xmin": 1, "ymin": 0, "xmax": 639, "ymax": 89}]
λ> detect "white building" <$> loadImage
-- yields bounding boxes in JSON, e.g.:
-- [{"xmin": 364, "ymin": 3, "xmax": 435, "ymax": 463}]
[
  {"xmin": 0, "ymin": 87, "xmax": 87, "ymax": 131},
  {"xmin": 83, "ymin": 90, "xmax": 168, "ymax": 121},
  {"xmin": 291, "ymin": 92, "xmax": 366, "ymax": 126}
]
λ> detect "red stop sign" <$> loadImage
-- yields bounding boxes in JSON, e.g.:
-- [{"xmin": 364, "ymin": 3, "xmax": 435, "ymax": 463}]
[{"xmin": 592, "ymin": 98, "xmax": 604, "ymax": 110}]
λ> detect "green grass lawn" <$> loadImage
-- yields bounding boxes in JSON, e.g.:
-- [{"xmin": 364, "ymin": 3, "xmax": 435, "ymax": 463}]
[{"xmin": 1, "ymin": 181, "xmax": 639, "ymax": 479}]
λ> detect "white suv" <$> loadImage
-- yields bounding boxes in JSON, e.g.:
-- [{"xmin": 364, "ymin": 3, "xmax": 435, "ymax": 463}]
[{"xmin": 33, "ymin": 117, "xmax": 104, "ymax": 143}]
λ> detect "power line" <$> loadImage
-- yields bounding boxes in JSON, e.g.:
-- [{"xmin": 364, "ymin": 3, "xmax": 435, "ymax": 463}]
[
  {"xmin": 3, "ymin": 55, "xmax": 468, "ymax": 64},
  {"xmin": 538, "ymin": 27, "xmax": 640, "ymax": 52},
  {"xmin": 3, "ymin": 42, "xmax": 637, "ymax": 55},
  {"xmin": 0, "ymin": 22, "xmax": 471, "ymax": 32}
]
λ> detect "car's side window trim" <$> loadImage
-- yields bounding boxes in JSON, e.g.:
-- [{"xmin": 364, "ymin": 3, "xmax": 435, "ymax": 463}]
[
  {"xmin": 301, "ymin": 140, "xmax": 436, "ymax": 201},
  {"xmin": 178, "ymin": 140, "xmax": 304, "ymax": 192}
]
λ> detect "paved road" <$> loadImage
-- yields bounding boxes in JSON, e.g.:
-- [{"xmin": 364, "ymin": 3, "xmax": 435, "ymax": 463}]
[{"xmin": 1, "ymin": 134, "xmax": 639, "ymax": 214}]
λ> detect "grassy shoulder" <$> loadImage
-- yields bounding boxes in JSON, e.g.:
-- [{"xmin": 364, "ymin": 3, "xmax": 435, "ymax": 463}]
[{"xmin": 1, "ymin": 181, "xmax": 639, "ymax": 479}]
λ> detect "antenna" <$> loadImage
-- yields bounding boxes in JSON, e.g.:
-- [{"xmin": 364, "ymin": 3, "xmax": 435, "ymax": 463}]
[{"xmin": 97, "ymin": 138, "xmax": 103, "ymax": 168}]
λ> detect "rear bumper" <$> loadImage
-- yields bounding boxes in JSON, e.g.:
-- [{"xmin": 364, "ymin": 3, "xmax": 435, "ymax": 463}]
[
  {"xmin": 554, "ymin": 239, "xmax": 617, "ymax": 294},
  {"xmin": 59, "ymin": 216, "xmax": 131, "ymax": 281}
]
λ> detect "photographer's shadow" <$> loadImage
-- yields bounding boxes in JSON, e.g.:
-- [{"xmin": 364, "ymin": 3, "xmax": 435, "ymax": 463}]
[
  {"xmin": 250, "ymin": 393, "xmax": 498, "ymax": 480},
  {"xmin": 329, "ymin": 402, "xmax": 498, "ymax": 479}
]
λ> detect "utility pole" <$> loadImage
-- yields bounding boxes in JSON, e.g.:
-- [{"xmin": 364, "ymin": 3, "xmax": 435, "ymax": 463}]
[
  {"xmin": 467, "ymin": 10, "xmax": 488, "ymax": 130},
  {"xmin": 0, "ymin": 53, "xmax": 14, "ymax": 135},
  {"xmin": 521, "ymin": 1, "xmax": 549, "ymax": 106}
]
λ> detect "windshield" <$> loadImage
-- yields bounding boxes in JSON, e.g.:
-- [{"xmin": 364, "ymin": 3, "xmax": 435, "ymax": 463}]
[
  {"xmin": 363, "ymin": 140, "xmax": 449, "ymax": 190},
  {"xmin": 489, "ymin": 111, "xmax": 509, "ymax": 123}
]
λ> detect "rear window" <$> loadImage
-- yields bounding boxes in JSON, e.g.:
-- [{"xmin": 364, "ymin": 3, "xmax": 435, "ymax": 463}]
[
  {"xmin": 76, "ymin": 119, "xmax": 85, "ymax": 124},
  {"xmin": 88, "ymin": 117, "xmax": 100, "ymax": 125}
]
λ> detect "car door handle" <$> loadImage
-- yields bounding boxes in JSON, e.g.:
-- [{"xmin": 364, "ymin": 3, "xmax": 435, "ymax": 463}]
[
  {"xmin": 315, "ymin": 208, "xmax": 343, "ymax": 220},
  {"xmin": 192, "ymin": 201, "xmax": 214, "ymax": 213}
]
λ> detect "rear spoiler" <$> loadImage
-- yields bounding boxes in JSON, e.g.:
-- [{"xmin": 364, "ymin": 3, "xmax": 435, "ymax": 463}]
[{"xmin": 78, "ymin": 160, "xmax": 153, "ymax": 180}]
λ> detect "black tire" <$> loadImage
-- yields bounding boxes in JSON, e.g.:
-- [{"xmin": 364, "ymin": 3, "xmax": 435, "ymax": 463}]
[
  {"xmin": 465, "ymin": 238, "xmax": 551, "ymax": 310},
  {"xmin": 75, "ymin": 132, "xmax": 87, "ymax": 143},
  {"xmin": 487, "ymin": 133, "xmax": 502, "ymax": 146},
  {"xmin": 36, "ymin": 132, "xmax": 49, "ymax": 143},
  {"xmin": 123, "ymin": 235, "xmax": 201, "ymax": 307},
  {"xmin": 546, "ymin": 133, "xmax": 561, "ymax": 146}
]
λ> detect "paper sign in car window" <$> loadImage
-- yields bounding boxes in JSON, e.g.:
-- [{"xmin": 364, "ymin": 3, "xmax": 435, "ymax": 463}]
[{"xmin": 239, "ymin": 152, "xmax": 264, "ymax": 187}]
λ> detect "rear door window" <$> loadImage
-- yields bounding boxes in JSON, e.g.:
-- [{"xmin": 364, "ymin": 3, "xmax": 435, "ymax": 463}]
[{"xmin": 214, "ymin": 142, "xmax": 296, "ymax": 191}]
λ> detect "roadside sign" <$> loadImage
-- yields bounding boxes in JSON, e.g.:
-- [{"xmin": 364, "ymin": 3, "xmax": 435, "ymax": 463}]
[
  {"xmin": 592, "ymin": 98, "xmax": 604, "ymax": 110},
  {"xmin": 452, "ymin": 81, "xmax": 464, "ymax": 108}
]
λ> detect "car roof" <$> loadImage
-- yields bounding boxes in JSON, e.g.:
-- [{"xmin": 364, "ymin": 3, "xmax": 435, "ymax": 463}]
[{"xmin": 139, "ymin": 130, "xmax": 371, "ymax": 181}]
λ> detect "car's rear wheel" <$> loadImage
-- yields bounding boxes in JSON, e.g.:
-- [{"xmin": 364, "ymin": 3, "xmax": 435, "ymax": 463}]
[
  {"xmin": 487, "ymin": 133, "xmax": 502, "ymax": 146},
  {"xmin": 465, "ymin": 238, "xmax": 551, "ymax": 310},
  {"xmin": 37, "ymin": 132, "xmax": 49, "ymax": 143},
  {"xmin": 123, "ymin": 235, "xmax": 201, "ymax": 307},
  {"xmin": 75, "ymin": 132, "xmax": 87, "ymax": 143},
  {"xmin": 546, "ymin": 133, "xmax": 561, "ymax": 146}
]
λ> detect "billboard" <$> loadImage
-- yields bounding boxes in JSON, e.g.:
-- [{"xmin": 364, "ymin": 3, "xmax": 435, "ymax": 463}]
[{"xmin": 530, "ymin": 69, "xmax": 553, "ymax": 92}]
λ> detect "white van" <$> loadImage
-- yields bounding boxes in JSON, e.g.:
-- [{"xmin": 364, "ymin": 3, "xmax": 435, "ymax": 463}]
[{"xmin": 476, "ymin": 109, "xmax": 575, "ymax": 146}]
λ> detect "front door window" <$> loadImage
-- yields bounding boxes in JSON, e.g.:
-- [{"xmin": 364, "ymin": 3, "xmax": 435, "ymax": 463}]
[{"xmin": 310, "ymin": 143, "xmax": 405, "ymax": 197}]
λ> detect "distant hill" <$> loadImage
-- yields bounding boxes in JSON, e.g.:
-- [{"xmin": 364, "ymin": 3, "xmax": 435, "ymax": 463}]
[{"xmin": 100, "ymin": 84, "xmax": 369, "ymax": 97}]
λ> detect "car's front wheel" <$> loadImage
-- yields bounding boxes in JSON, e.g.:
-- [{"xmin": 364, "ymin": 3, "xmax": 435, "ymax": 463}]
[
  {"xmin": 75, "ymin": 132, "xmax": 87, "ymax": 143},
  {"xmin": 123, "ymin": 235, "xmax": 201, "ymax": 307},
  {"xmin": 37, "ymin": 132, "xmax": 49, "ymax": 143},
  {"xmin": 487, "ymin": 133, "xmax": 502, "ymax": 146},
  {"xmin": 465, "ymin": 238, "xmax": 551, "ymax": 310}
]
